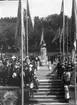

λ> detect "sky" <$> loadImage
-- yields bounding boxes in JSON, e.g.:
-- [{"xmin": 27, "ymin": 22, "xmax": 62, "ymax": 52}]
[{"xmin": 0, "ymin": 0, "xmax": 73, "ymax": 22}]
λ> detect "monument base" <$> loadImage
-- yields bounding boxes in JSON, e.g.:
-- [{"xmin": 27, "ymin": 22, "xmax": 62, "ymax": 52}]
[
  {"xmin": 39, "ymin": 46, "xmax": 48, "ymax": 66},
  {"xmin": 39, "ymin": 55, "xmax": 48, "ymax": 66}
]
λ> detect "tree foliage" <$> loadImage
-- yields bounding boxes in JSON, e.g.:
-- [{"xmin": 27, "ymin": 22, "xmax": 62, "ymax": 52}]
[{"xmin": 0, "ymin": 14, "xmax": 71, "ymax": 52}]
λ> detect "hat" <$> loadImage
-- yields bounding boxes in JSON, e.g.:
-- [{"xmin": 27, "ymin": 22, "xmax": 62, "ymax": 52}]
[
  {"xmin": 11, "ymin": 55, "xmax": 16, "ymax": 59},
  {"xmin": 0, "ymin": 60, "xmax": 2, "ymax": 63}
]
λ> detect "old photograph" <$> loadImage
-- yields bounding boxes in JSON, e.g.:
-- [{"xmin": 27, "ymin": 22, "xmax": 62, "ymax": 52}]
[{"xmin": 0, "ymin": 0, "xmax": 77, "ymax": 105}]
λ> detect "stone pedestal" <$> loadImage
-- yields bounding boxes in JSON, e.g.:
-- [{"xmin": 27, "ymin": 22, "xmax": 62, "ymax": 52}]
[{"xmin": 39, "ymin": 47, "xmax": 48, "ymax": 66}]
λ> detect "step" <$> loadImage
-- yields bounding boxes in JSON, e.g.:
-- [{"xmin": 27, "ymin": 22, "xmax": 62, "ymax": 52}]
[
  {"xmin": 29, "ymin": 98, "xmax": 66, "ymax": 103},
  {"xmin": 35, "ymin": 88, "xmax": 64, "ymax": 93},
  {"xmin": 37, "ymin": 69, "xmax": 50, "ymax": 71},
  {"xmin": 31, "ymin": 103, "xmax": 69, "ymax": 105},
  {"xmin": 38, "ymin": 85, "xmax": 63, "ymax": 88},
  {"xmin": 0, "ymin": 86, "xmax": 19, "ymax": 90},
  {"xmin": 26, "ymin": 101, "xmax": 68, "ymax": 105},
  {"xmin": 37, "ymin": 76, "xmax": 57, "ymax": 78},
  {"xmin": 37, "ymin": 74, "xmax": 57, "ymax": 77},
  {"xmin": 39, "ymin": 81, "xmax": 62, "ymax": 85},
  {"xmin": 39, "ymin": 83, "xmax": 63, "ymax": 86},
  {"xmin": 37, "ymin": 77, "xmax": 59, "ymax": 80},
  {"xmin": 37, "ymin": 74, "xmax": 56, "ymax": 76},
  {"xmin": 38, "ymin": 79, "xmax": 61, "ymax": 82},
  {"xmin": 33, "ymin": 95, "xmax": 64, "ymax": 99},
  {"xmin": 33, "ymin": 91, "xmax": 64, "ymax": 95},
  {"xmin": 32, "ymin": 90, "xmax": 64, "ymax": 95},
  {"xmin": 37, "ymin": 75, "xmax": 58, "ymax": 78},
  {"xmin": 37, "ymin": 66, "xmax": 49, "ymax": 70}
]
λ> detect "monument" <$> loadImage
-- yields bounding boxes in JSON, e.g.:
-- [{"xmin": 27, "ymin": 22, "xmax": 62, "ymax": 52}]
[{"xmin": 39, "ymin": 29, "xmax": 48, "ymax": 66}]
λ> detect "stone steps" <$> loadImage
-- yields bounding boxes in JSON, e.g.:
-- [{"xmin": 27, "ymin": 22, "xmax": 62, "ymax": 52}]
[{"xmin": 26, "ymin": 65, "xmax": 68, "ymax": 105}]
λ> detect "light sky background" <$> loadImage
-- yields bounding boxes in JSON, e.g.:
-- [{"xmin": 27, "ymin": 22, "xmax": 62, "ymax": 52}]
[{"xmin": 0, "ymin": 0, "xmax": 73, "ymax": 22}]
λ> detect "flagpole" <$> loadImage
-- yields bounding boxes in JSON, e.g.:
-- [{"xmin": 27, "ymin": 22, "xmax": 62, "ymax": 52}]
[
  {"xmin": 73, "ymin": 0, "xmax": 77, "ymax": 104},
  {"xmin": 74, "ymin": 53, "xmax": 77, "ymax": 105},
  {"xmin": 66, "ymin": 17, "xmax": 68, "ymax": 61},
  {"xmin": 75, "ymin": 40, "xmax": 77, "ymax": 105},
  {"xmin": 67, "ymin": 18, "xmax": 68, "ymax": 54},
  {"xmin": 59, "ymin": 41, "xmax": 61, "ymax": 60},
  {"xmin": 75, "ymin": 2, "xmax": 77, "ymax": 105},
  {"xmin": 26, "ymin": 0, "xmax": 29, "ymax": 57},
  {"xmin": 60, "ymin": 28, "xmax": 62, "ymax": 55},
  {"xmin": 21, "ymin": 0, "xmax": 24, "ymax": 105},
  {"xmin": 62, "ymin": 0, "xmax": 65, "ymax": 61}
]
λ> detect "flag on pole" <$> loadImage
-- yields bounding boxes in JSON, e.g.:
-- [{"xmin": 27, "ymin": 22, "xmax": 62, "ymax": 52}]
[
  {"xmin": 15, "ymin": 0, "xmax": 26, "ymax": 54},
  {"xmin": 24, "ymin": 0, "xmax": 33, "ymax": 36},
  {"xmin": 27, "ymin": 0, "xmax": 33, "ymax": 29},
  {"xmin": 15, "ymin": 0, "xmax": 33, "ymax": 56},
  {"xmin": 59, "ymin": 0, "xmax": 64, "ymax": 28},
  {"xmin": 71, "ymin": 0, "xmax": 77, "ymax": 51},
  {"xmin": 61, "ymin": 0, "xmax": 65, "ymax": 56},
  {"xmin": 15, "ymin": 1, "xmax": 25, "ymax": 105},
  {"xmin": 71, "ymin": 1, "xmax": 77, "ymax": 105},
  {"xmin": 15, "ymin": 0, "xmax": 21, "ymax": 49},
  {"xmin": 52, "ymin": 0, "xmax": 64, "ymax": 43},
  {"xmin": 71, "ymin": 0, "xmax": 77, "ymax": 61},
  {"xmin": 24, "ymin": 0, "xmax": 33, "ymax": 56},
  {"xmin": 40, "ymin": 28, "xmax": 46, "ymax": 46},
  {"xmin": 40, "ymin": 28, "xmax": 44, "ymax": 45},
  {"xmin": 52, "ymin": 27, "xmax": 61, "ymax": 43},
  {"xmin": 60, "ymin": 0, "xmax": 64, "ymax": 15},
  {"xmin": 60, "ymin": 28, "xmax": 63, "ymax": 43}
]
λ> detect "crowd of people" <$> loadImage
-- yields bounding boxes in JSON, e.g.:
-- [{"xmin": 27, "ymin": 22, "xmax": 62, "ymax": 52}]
[
  {"xmin": 51, "ymin": 53, "xmax": 75, "ymax": 102},
  {"xmin": 0, "ymin": 54, "xmax": 39, "ymax": 90},
  {"xmin": 0, "ymin": 52, "xmax": 76, "ymax": 102}
]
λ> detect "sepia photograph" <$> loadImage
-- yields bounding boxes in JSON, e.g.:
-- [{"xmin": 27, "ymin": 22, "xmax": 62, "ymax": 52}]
[{"xmin": 0, "ymin": 0, "xmax": 77, "ymax": 105}]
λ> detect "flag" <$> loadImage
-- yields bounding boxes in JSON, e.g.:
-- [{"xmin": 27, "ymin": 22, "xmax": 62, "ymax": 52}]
[
  {"xmin": 15, "ymin": 0, "xmax": 25, "ymax": 54},
  {"xmin": 27, "ymin": 0, "xmax": 33, "ymax": 28},
  {"xmin": 71, "ymin": 1, "xmax": 77, "ymax": 105},
  {"xmin": 40, "ymin": 28, "xmax": 46, "ymax": 46},
  {"xmin": 59, "ymin": 0, "xmax": 64, "ymax": 28},
  {"xmin": 52, "ymin": 27, "xmax": 63, "ymax": 43},
  {"xmin": 25, "ymin": 0, "xmax": 33, "ymax": 56},
  {"xmin": 60, "ymin": 0, "xmax": 64, "ymax": 15},
  {"xmin": 15, "ymin": 0, "xmax": 21, "ymax": 49},
  {"xmin": 52, "ymin": 0, "xmax": 64, "ymax": 43},
  {"xmin": 24, "ymin": 0, "xmax": 33, "ymax": 35},
  {"xmin": 52, "ymin": 27, "xmax": 61, "ymax": 43},
  {"xmin": 60, "ymin": 28, "xmax": 63, "ymax": 43},
  {"xmin": 71, "ymin": 0, "xmax": 77, "ymax": 51},
  {"xmin": 15, "ymin": 1, "xmax": 25, "ymax": 105},
  {"xmin": 15, "ymin": 0, "xmax": 33, "ymax": 54},
  {"xmin": 40, "ymin": 28, "xmax": 44, "ymax": 45}
]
